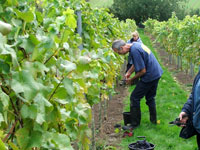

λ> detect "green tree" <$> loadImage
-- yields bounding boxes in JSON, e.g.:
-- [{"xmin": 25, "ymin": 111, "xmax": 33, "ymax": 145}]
[{"xmin": 110, "ymin": 0, "xmax": 187, "ymax": 25}]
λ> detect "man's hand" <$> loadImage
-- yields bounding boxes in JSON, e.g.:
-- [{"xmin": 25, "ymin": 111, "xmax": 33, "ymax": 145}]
[
  {"xmin": 125, "ymin": 73, "xmax": 131, "ymax": 80},
  {"xmin": 179, "ymin": 112, "xmax": 188, "ymax": 127},
  {"xmin": 125, "ymin": 65, "xmax": 135, "ymax": 79},
  {"xmin": 126, "ymin": 78, "xmax": 133, "ymax": 85}
]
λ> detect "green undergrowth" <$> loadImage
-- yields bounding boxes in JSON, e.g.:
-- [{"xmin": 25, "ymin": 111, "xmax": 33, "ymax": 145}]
[{"xmin": 120, "ymin": 29, "xmax": 197, "ymax": 150}]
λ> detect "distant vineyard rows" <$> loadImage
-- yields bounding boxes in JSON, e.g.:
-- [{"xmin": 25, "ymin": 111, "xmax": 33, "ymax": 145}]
[{"xmin": 144, "ymin": 14, "xmax": 200, "ymax": 66}]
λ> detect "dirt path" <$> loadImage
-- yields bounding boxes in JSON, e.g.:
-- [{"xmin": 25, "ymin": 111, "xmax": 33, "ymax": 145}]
[{"xmin": 93, "ymin": 84, "xmax": 129, "ymax": 149}]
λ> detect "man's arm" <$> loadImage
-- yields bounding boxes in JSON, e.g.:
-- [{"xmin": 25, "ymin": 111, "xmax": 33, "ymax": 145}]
[
  {"xmin": 181, "ymin": 93, "xmax": 193, "ymax": 117},
  {"xmin": 126, "ymin": 68, "xmax": 146, "ymax": 84},
  {"xmin": 179, "ymin": 72, "xmax": 199, "ymax": 126},
  {"xmin": 179, "ymin": 112, "xmax": 188, "ymax": 126},
  {"xmin": 125, "ymin": 65, "xmax": 135, "ymax": 79},
  {"xmin": 178, "ymin": 93, "xmax": 193, "ymax": 126}
]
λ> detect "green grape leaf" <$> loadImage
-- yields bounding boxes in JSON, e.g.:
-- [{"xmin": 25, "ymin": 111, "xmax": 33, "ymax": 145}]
[
  {"xmin": 85, "ymin": 71, "xmax": 99, "ymax": 79},
  {"xmin": 34, "ymin": 93, "xmax": 52, "ymax": 107},
  {"xmin": 14, "ymin": 9, "xmax": 34, "ymax": 23},
  {"xmin": 63, "ymin": 42, "xmax": 69, "ymax": 50},
  {"xmin": 20, "ymin": 37, "xmax": 35, "ymax": 54},
  {"xmin": 35, "ymin": 113, "xmax": 45, "ymax": 125},
  {"xmin": 63, "ymin": 78, "xmax": 74, "ymax": 96},
  {"xmin": 78, "ymin": 55, "xmax": 92, "ymax": 64},
  {"xmin": 6, "ymin": 0, "xmax": 18, "ymax": 6},
  {"xmin": 11, "ymin": 70, "xmax": 39, "ymax": 102},
  {"xmin": 35, "ymin": 11, "xmax": 43, "ymax": 23},
  {"xmin": 0, "ymin": 1, "xmax": 137, "ymax": 150},
  {"xmin": 60, "ymin": 108, "xmax": 70, "ymax": 121},
  {"xmin": 11, "ymin": 18, "xmax": 22, "ymax": 27},
  {"xmin": 0, "ymin": 59, "xmax": 10, "ymax": 74},
  {"xmin": 46, "ymin": 107, "xmax": 58, "ymax": 122},
  {"xmin": 45, "ymin": 55, "xmax": 57, "ymax": 67},
  {"xmin": 27, "ymin": 131, "xmax": 42, "ymax": 148},
  {"xmin": 75, "ymin": 103, "xmax": 91, "ymax": 125},
  {"xmin": 0, "ymin": 34, "xmax": 19, "ymax": 68},
  {"xmin": 56, "ymin": 15, "xmax": 66, "ymax": 26},
  {"xmin": 29, "ymin": 34, "xmax": 40, "ymax": 46},
  {"xmin": 0, "ymin": 88, "xmax": 9, "ymax": 110},
  {"xmin": 4, "ymin": 44, "xmax": 19, "ymax": 68},
  {"xmin": 16, "ymin": 128, "xmax": 30, "ymax": 149},
  {"xmin": 37, "ymin": 35, "xmax": 54, "ymax": 49},
  {"xmin": 0, "ymin": 113, "xmax": 4, "ymax": 123},
  {"xmin": 34, "ymin": 93, "xmax": 52, "ymax": 124},
  {"xmin": 53, "ymin": 87, "xmax": 68, "ymax": 99},
  {"xmin": 76, "ymin": 63, "xmax": 90, "ymax": 73},
  {"xmin": 33, "ymin": 122, "xmax": 44, "ymax": 133},
  {"xmin": 0, "ymin": 33, "xmax": 6, "ymax": 50},
  {"xmin": 8, "ymin": 141, "xmax": 19, "ymax": 150},
  {"xmin": 57, "ymin": 58, "xmax": 76, "ymax": 73},
  {"xmin": 24, "ymin": 61, "xmax": 49, "ymax": 77},
  {"xmin": 52, "ymin": 133, "xmax": 73, "ymax": 150},
  {"xmin": 64, "ymin": 8, "xmax": 77, "ymax": 29},
  {"xmin": 0, "ymin": 138, "xmax": 6, "ymax": 150},
  {"xmin": 61, "ymin": 29, "xmax": 71, "ymax": 43},
  {"xmin": 21, "ymin": 104, "xmax": 37, "ymax": 119},
  {"xmin": 0, "ymin": 0, "xmax": 6, "ymax": 5},
  {"xmin": 43, "ymin": 132, "xmax": 73, "ymax": 150},
  {"xmin": 65, "ymin": 15, "xmax": 77, "ymax": 29}
]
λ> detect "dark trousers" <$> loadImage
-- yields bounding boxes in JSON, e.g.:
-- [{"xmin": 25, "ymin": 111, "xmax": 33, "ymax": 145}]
[
  {"xmin": 130, "ymin": 78, "xmax": 160, "ymax": 107},
  {"xmin": 197, "ymin": 132, "xmax": 200, "ymax": 149}
]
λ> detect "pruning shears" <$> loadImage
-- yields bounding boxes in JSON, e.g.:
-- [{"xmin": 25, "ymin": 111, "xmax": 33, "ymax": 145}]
[{"xmin": 169, "ymin": 114, "xmax": 188, "ymax": 126}]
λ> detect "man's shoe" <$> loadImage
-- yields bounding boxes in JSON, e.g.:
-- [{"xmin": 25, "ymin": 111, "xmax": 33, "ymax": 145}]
[
  {"xmin": 149, "ymin": 106, "xmax": 157, "ymax": 124},
  {"xmin": 122, "ymin": 131, "xmax": 133, "ymax": 138}
]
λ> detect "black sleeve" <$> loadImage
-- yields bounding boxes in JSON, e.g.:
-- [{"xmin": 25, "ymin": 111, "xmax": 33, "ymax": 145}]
[{"xmin": 182, "ymin": 93, "xmax": 193, "ymax": 118}]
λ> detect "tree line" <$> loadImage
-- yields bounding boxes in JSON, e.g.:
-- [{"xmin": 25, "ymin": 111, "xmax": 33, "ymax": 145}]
[{"xmin": 110, "ymin": 0, "xmax": 200, "ymax": 26}]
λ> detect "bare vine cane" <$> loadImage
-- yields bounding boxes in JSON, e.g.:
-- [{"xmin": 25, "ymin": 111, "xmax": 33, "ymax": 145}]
[
  {"xmin": 98, "ymin": 92, "xmax": 102, "ymax": 130},
  {"xmin": 104, "ymin": 96, "xmax": 108, "ymax": 121},
  {"xmin": 91, "ymin": 106, "xmax": 96, "ymax": 150}
]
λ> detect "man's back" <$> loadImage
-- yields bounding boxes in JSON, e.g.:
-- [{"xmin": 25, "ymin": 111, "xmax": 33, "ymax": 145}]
[{"xmin": 130, "ymin": 42, "xmax": 163, "ymax": 82}]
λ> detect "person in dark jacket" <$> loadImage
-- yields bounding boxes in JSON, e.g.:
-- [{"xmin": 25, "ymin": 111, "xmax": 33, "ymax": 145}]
[
  {"xmin": 126, "ymin": 31, "xmax": 143, "ymax": 72},
  {"xmin": 179, "ymin": 69, "xmax": 200, "ymax": 149},
  {"xmin": 124, "ymin": 31, "xmax": 143, "ymax": 86},
  {"xmin": 112, "ymin": 39, "xmax": 163, "ymax": 129}
]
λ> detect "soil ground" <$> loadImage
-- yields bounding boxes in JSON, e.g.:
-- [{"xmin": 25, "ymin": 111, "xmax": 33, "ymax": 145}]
[
  {"xmin": 93, "ymin": 85, "xmax": 129, "ymax": 149},
  {"xmin": 92, "ymin": 34, "xmax": 195, "ymax": 149}
]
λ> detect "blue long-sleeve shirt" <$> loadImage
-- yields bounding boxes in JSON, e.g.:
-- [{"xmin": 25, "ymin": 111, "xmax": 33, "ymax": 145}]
[{"xmin": 193, "ymin": 74, "xmax": 200, "ymax": 133}]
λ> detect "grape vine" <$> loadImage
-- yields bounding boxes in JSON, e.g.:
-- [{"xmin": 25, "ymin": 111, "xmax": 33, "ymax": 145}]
[{"xmin": 0, "ymin": 0, "xmax": 136, "ymax": 149}]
